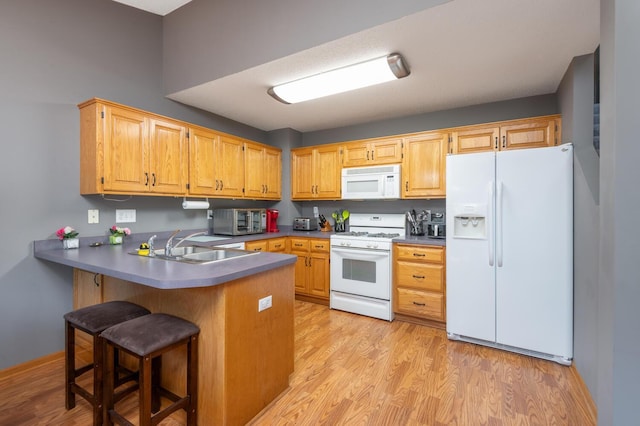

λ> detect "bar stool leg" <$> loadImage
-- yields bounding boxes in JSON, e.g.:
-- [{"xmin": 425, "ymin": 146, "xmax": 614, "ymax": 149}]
[
  {"xmin": 65, "ymin": 320, "xmax": 75, "ymax": 410},
  {"xmin": 151, "ymin": 356, "xmax": 161, "ymax": 413},
  {"xmin": 93, "ymin": 335, "xmax": 105, "ymax": 426},
  {"xmin": 187, "ymin": 335, "xmax": 198, "ymax": 425},
  {"xmin": 103, "ymin": 342, "xmax": 115, "ymax": 426},
  {"xmin": 139, "ymin": 355, "xmax": 153, "ymax": 426}
]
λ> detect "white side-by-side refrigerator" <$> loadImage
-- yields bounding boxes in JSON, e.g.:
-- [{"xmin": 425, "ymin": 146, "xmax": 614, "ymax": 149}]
[{"xmin": 446, "ymin": 144, "xmax": 573, "ymax": 365}]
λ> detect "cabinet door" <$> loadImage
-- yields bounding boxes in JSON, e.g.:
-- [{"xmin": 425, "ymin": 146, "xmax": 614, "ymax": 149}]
[
  {"xmin": 308, "ymin": 252, "xmax": 329, "ymax": 298},
  {"xmin": 264, "ymin": 147, "xmax": 282, "ymax": 199},
  {"xmin": 341, "ymin": 142, "xmax": 370, "ymax": 167},
  {"xmin": 291, "ymin": 148, "xmax": 315, "ymax": 199},
  {"xmin": 188, "ymin": 127, "xmax": 219, "ymax": 195},
  {"xmin": 103, "ymin": 105, "xmax": 149, "ymax": 192},
  {"xmin": 149, "ymin": 119, "xmax": 187, "ymax": 194},
  {"xmin": 500, "ymin": 118, "xmax": 556, "ymax": 150},
  {"xmin": 244, "ymin": 142, "xmax": 266, "ymax": 199},
  {"xmin": 451, "ymin": 126, "xmax": 500, "ymax": 154},
  {"xmin": 291, "ymin": 251, "xmax": 309, "ymax": 293},
  {"xmin": 370, "ymin": 138, "xmax": 402, "ymax": 164},
  {"xmin": 402, "ymin": 132, "xmax": 447, "ymax": 198},
  {"xmin": 216, "ymin": 135, "xmax": 245, "ymax": 197},
  {"xmin": 314, "ymin": 145, "xmax": 341, "ymax": 199},
  {"xmin": 74, "ymin": 269, "xmax": 103, "ymax": 309}
]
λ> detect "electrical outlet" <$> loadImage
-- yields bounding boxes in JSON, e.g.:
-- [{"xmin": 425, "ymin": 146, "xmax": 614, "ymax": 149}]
[
  {"xmin": 258, "ymin": 295, "xmax": 272, "ymax": 312},
  {"xmin": 207, "ymin": 209, "xmax": 213, "ymax": 219},
  {"xmin": 88, "ymin": 209, "xmax": 99, "ymax": 224},
  {"xmin": 115, "ymin": 209, "xmax": 136, "ymax": 223}
]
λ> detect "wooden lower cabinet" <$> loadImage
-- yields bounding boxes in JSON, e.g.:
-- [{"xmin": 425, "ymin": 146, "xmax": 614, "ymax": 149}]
[
  {"xmin": 245, "ymin": 237, "xmax": 286, "ymax": 253},
  {"xmin": 393, "ymin": 244, "xmax": 446, "ymax": 327},
  {"xmin": 288, "ymin": 237, "xmax": 330, "ymax": 304}
]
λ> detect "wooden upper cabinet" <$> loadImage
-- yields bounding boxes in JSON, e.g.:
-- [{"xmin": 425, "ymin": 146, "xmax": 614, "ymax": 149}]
[
  {"xmin": 244, "ymin": 141, "xmax": 282, "ymax": 200},
  {"xmin": 291, "ymin": 145, "xmax": 341, "ymax": 200},
  {"xmin": 342, "ymin": 137, "xmax": 402, "ymax": 167},
  {"xmin": 102, "ymin": 105, "xmax": 149, "ymax": 193},
  {"xmin": 402, "ymin": 132, "xmax": 447, "ymax": 199},
  {"xmin": 451, "ymin": 115, "xmax": 561, "ymax": 154},
  {"xmin": 451, "ymin": 126, "xmax": 500, "ymax": 155},
  {"xmin": 188, "ymin": 128, "xmax": 244, "ymax": 197},
  {"xmin": 500, "ymin": 117, "xmax": 559, "ymax": 150},
  {"xmin": 188, "ymin": 126, "xmax": 219, "ymax": 196},
  {"xmin": 80, "ymin": 99, "xmax": 188, "ymax": 196},
  {"xmin": 149, "ymin": 118, "xmax": 188, "ymax": 194},
  {"xmin": 216, "ymin": 134, "xmax": 245, "ymax": 197}
]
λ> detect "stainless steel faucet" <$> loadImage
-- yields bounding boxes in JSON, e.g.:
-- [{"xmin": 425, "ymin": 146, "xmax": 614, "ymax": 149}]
[
  {"xmin": 165, "ymin": 230, "xmax": 208, "ymax": 256},
  {"xmin": 165, "ymin": 229, "xmax": 181, "ymax": 256}
]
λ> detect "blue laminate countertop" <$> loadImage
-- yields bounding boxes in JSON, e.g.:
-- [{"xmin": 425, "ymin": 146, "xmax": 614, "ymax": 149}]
[
  {"xmin": 34, "ymin": 233, "xmax": 297, "ymax": 290},
  {"xmin": 34, "ymin": 227, "xmax": 444, "ymax": 290},
  {"xmin": 392, "ymin": 235, "xmax": 446, "ymax": 247}
]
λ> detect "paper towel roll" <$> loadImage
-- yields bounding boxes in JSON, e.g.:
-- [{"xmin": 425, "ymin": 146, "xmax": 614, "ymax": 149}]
[{"xmin": 182, "ymin": 200, "xmax": 210, "ymax": 209}]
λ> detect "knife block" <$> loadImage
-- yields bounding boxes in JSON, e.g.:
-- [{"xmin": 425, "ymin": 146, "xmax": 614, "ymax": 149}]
[{"xmin": 320, "ymin": 222, "xmax": 333, "ymax": 232}]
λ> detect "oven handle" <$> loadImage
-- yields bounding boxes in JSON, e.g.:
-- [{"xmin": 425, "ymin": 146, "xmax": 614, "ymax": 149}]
[{"xmin": 330, "ymin": 246, "xmax": 390, "ymax": 259}]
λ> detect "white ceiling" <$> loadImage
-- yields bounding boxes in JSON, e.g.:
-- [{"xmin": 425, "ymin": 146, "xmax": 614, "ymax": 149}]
[
  {"xmin": 112, "ymin": 0, "xmax": 192, "ymax": 16},
  {"xmin": 116, "ymin": 0, "xmax": 600, "ymax": 133}
]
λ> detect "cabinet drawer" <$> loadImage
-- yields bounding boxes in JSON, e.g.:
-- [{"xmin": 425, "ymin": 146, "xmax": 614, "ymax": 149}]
[
  {"xmin": 396, "ymin": 261, "xmax": 444, "ymax": 291},
  {"xmin": 245, "ymin": 240, "xmax": 268, "ymax": 252},
  {"xmin": 309, "ymin": 239, "xmax": 329, "ymax": 253},
  {"xmin": 289, "ymin": 238, "xmax": 310, "ymax": 251},
  {"xmin": 396, "ymin": 288, "xmax": 444, "ymax": 320},
  {"xmin": 396, "ymin": 245, "xmax": 444, "ymax": 263},
  {"xmin": 268, "ymin": 238, "xmax": 287, "ymax": 252}
]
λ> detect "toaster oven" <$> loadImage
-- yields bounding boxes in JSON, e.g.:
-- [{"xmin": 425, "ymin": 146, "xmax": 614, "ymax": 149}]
[{"xmin": 211, "ymin": 208, "xmax": 265, "ymax": 235}]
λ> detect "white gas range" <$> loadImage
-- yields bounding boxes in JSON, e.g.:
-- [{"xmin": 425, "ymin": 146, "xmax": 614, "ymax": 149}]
[{"xmin": 329, "ymin": 213, "xmax": 406, "ymax": 321}]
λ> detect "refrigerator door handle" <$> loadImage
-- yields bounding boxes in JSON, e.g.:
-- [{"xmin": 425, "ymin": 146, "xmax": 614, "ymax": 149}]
[
  {"xmin": 496, "ymin": 180, "xmax": 503, "ymax": 267},
  {"xmin": 488, "ymin": 183, "xmax": 494, "ymax": 266}
]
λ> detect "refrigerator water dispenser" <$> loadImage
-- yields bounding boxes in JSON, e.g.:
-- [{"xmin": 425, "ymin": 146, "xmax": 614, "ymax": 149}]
[{"xmin": 451, "ymin": 204, "xmax": 487, "ymax": 239}]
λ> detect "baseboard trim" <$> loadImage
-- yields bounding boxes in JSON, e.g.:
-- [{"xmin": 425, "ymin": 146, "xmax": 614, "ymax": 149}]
[{"xmin": 0, "ymin": 351, "xmax": 64, "ymax": 381}]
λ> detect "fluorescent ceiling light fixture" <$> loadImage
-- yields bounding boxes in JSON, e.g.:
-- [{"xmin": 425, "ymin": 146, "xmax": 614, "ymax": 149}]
[{"xmin": 268, "ymin": 53, "xmax": 410, "ymax": 104}]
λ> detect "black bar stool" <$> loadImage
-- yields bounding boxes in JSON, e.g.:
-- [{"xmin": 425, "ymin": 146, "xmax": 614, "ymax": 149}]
[
  {"xmin": 65, "ymin": 301, "xmax": 151, "ymax": 426},
  {"xmin": 101, "ymin": 313, "xmax": 199, "ymax": 426}
]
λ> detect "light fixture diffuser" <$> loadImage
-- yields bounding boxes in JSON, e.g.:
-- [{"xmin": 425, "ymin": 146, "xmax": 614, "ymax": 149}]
[{"xmin": 268, "ymin": 53, "xmax": 410, "ymax": 104}]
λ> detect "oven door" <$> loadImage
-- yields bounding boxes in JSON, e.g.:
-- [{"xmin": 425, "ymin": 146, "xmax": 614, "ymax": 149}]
[{"xmin": 330, "ymin": 246, "xmax": 391, "ymax": 300}]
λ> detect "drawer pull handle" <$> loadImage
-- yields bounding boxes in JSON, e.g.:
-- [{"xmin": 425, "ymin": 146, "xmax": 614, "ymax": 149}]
[
  {"xmin": 413, "ymin": 253, "xmax": 426, "ymax": 257},
  {"xmin": 295, "ymin": 243, "xmax": 303, "ymax": 247},
  {"xmin": 413, "ymin": 301, "xmax": 426, "ymax": 306},
  {"xmin": 412, "ymin": 275, "xmax": 425, "ymax": 279}
]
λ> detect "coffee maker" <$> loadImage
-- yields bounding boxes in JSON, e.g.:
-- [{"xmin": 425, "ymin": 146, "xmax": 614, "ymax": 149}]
[{"xmin": 266, "ymin": 209, "xmax": 279, "ymax": 232}]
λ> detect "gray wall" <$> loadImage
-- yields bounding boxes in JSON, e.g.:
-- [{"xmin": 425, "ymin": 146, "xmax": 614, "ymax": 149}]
[
  {"xmin": 597, "ymin": 0, "xmax": 640, "ymax": 423},
  {"xmin": 0, "ymin": 0, "xmax": 269, "ymax": 369},
  {"xmin": 557, "ymin": 54, "xmax": 600, "ymax": 403}
]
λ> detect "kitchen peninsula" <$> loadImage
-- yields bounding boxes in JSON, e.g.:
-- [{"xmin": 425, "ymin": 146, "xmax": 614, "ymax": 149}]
[{"xmin": 34, "ymin": 237, "xmax": 297, "ymax": 425}]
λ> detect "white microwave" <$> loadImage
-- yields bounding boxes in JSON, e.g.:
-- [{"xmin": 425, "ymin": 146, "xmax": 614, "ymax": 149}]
[{"xmin": 341, "ymin": 164, "xmax": 401, "ymax": 200}]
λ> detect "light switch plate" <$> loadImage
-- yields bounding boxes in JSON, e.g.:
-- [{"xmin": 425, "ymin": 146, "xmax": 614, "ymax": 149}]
[{"xmin": 88, "ymin": 209, "xmax": 99, "ymax": 224}]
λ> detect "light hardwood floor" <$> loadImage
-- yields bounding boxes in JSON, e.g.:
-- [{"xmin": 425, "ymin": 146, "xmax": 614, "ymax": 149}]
[{"xmin": 0, "ymin": 301, "xmax": 595, "ymax": 425}]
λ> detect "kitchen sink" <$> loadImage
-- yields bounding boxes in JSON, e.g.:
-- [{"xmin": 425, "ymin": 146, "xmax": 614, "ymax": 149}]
[{"xmin": 130, "ymin": 245, "xmax": 259, "ymax": 264}]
